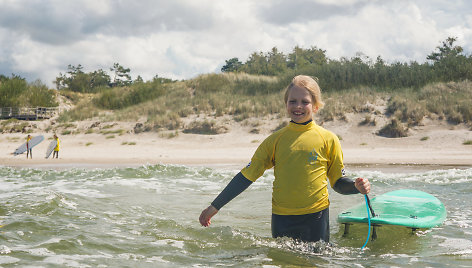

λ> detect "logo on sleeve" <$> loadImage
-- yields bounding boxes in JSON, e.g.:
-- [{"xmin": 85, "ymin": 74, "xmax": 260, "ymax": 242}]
[
  {"xmin": 341, "ymin": 168, "xmax": 346, "ymax": 177},
  {"xmin": 245, "ymin": 161, "xmax": 251, "ymax": 168}
]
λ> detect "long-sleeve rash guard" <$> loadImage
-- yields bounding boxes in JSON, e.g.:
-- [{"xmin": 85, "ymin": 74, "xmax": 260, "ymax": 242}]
[{"xmin": 210, "ymin": 173, "xmax": 358, "ymax": 211}]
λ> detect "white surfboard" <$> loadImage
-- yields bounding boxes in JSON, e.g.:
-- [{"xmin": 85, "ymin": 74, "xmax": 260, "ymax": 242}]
[
  {"xmin": 13, "ymin": 135, "xmax": 44, "ymax": 156},
  {"xmin": 45, "ymin": 139, "xmax": 57, "ymax": 159}
]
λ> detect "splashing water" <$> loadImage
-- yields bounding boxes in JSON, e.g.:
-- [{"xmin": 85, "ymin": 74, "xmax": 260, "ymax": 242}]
[{"xmin": 0, "ymin": 165, "xmax": 471, "ymax": 267}]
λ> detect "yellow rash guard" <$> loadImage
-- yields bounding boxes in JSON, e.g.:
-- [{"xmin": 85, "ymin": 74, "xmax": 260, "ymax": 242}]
[
  {"xmin": 54, "ymin": 138, "xmax": 60, "ymax": 151},
  {"xmin": 241, "ymin": 121, "xmax": 345, "ymax": 215},
  {"xmin": 26, "ymin": 136, "xmax": 32, "ymax": 149}
]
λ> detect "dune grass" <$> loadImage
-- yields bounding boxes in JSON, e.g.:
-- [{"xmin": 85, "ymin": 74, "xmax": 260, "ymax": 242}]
[{"xmin": 52, "ymin": 73, "xmax": 472, "ymax": 137}]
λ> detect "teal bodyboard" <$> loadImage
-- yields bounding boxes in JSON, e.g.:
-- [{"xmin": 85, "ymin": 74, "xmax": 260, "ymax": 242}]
[{"xmin": 338, "ymin": 189, "xmax": 447, "ymax": 229}]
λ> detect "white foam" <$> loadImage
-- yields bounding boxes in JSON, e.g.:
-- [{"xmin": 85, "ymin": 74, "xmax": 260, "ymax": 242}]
[{"xmin": 0, "ymin": 256, "xmax": 20, "ymax": 265}]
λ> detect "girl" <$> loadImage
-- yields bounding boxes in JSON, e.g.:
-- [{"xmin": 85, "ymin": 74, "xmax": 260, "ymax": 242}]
[{"xmin": 199, "ymin": 75, "xmax": 370, "ymax": 242}]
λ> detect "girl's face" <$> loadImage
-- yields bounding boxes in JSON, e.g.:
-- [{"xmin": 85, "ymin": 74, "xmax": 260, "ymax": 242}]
[{"xmin": 286, "ymin": 86, "xmax": 318, "ymax": 123}]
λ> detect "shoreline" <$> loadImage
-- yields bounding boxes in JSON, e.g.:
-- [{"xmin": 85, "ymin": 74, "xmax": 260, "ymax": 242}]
[
  {"xmin": 1, "ymin": 116, "xmax": 471, "ymax": 172},
  {"xmin": 2, "ymin": 147, "xmax": 471, "ymax": 169},
  {"xmin": 2, "ymin": 161, "xmax": 471, "ymax": 173}
]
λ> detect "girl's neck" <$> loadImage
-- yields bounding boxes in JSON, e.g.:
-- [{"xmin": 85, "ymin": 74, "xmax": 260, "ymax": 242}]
[{"xmin": 291, "ymin": 119, "xmax": 312, "ymax": 125}]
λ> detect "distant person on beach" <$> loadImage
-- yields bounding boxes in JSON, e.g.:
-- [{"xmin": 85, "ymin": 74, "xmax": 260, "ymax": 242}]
[
  {"xmin": 199, "ymin": 75, "xmax": 371, "ymax": 243},
  {"xmin": 53, "ymin": 134, "xmax": 60, "ymax": 159},
  {"xmin": 26, "ymin": 134, "xmax": 32, "ymax": 159}
]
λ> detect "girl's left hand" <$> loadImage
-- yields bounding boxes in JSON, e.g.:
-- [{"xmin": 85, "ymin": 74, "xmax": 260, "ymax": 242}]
[{"xmin": 355, "ymin": 177, "xmax": 370, "ymax": 195}]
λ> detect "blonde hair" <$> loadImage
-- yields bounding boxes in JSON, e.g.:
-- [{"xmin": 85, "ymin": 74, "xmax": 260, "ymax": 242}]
[{"xmin": 284, "ymin": 75, "xmax": 325, "ymax": 110}]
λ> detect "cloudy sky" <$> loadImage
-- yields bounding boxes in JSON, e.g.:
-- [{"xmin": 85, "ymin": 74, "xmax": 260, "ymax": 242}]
[{"xmin": 1, "ymin": 0, "xmax": 471, "ymax": 87}]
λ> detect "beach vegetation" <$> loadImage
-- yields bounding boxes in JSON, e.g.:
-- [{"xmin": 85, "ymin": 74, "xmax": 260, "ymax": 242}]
[
  {"xmin": 183, "ymin": 119, "xmax": 229, "ymax": 135},
  {"xmin": 421, "ymin": 136, "xmax": 430, "ymax": 141},
  {"xmin": 250, "ymin": 128, "xmax": 260, "ymax": 134},
  {"xmin": 121, "ymin": 141, "xmax": 137, "ymax": 145},
  {"xmin": 3, "ymin": 37, "xmax": 472, "ymax": 139},
  {"xmin": 148, "ymin": 111, "xmax": 182, "ymax": 131},
  {"xmin": 359, "ymin": 114, "xmax": 376, "ymax": 126},
  {"xmin": 386, "ymin": 94, "xmax": 428, "ymax": 126},
  {"xmin": 85, "ymin": 142, "xmax": 93, "ymax": 146},
  {"xmin": 378, "ymin": 118, "xmax": 409, "ymax": 138},
  {"xmin": 160, "ymin": 131, "xmax": 179, "ymax": 139},
  {"xmin": 101, "ymin": 124, "xmax": 115, "ymax": 129},
  {"xmin": 93, "ymin": 79, "xmax": 167, "ymax": 110},
  {"xmin": 0, "ymin": 75, "xmax": 57, "ymax": 107},
  {"xmin": 59, "ymin": 90, "xmax": 82, "ymax": 104},
  {"xmin": 57, "ymin": 95, "xmax": 100, "ymax": 122},
  {"xmin": 463, "ymin": 140, "xmax": 472, "ymax": 145},
  {"xmin": 54, "ymin": 64, "xmax": 111, "ymax": 93},
  {"xmin": 6, "ymin": 136, "xmax": 20, "ymax": 142},
  {"xmin": 58, "ymin": 123, "xmax": 76, "ymax": 129},
  {"xmin": 0, "ymin": 119, "xmax": 29, "ymax": 133},
  {"xmin": 100, "ymin": 129, "xmax": 125, "ymax": 135},
  {"xmin": 0, "ymin": 118, "xmax": 19, "ymax": 128}
]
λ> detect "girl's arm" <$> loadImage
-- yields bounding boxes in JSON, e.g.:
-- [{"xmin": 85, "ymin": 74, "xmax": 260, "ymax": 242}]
[
  {"xmin": 199, "ymin": 172, "xmax": 253, "ymax": 227},
  {"xmin": 333, "ymin": 177, "xmax": 370, "ymax": 195}
]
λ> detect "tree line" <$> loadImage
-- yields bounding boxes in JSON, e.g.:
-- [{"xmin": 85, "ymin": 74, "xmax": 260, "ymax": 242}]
[
  {"xmin": 54, "ymin": 63, "xmax": 172, "ymax": 93},
  {"xmin": 221, "ymin": 37, "xmax": 471, "ymax": 91},
  {"xmin": 0, "ymin": 75, "xmax": 57, "ymax": 108}
]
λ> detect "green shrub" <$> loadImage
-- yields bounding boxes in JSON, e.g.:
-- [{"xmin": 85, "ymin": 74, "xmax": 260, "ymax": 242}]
[
  {"xmin": 94, "ymin": 80, "xmax": 166, "ymax": 109},
  {"xmin": 0, "ymin": 75, "xmax": 28, "ymax": 106},
  {"xmin": 0, "ymin": 76, "xmax": 57, "ymax": 107},
  {"xmin": 60, "ymin": 90, "xmax": 84, "ymax": 105},
  {"xmin": 386, "ymin": 95, "xmax": 427, "ymax": 126},
  {"xmin": 359, "ymin": 114, "xmax": 376, "ymax": 126},
  {"xmin": 149, "ymin": 112, "xmax": 182, "ymax": 131},
  {"xmin": 25, "ymin": 80, "xmax": 58, "ymax": 107},
  {"xmin": 420, "ymin": 81, "xmax": 472, "ymax": 124},
  {"xmin": 183, "ymin": 120, "xmax": 228, "ymax": 135},
  {"xmin": 377, "ymin": 118, "xmax": 408, "ymax": 137},
  {"xmin": 188, "ymin": 74, "xmax": 230, "ymax": 95}
]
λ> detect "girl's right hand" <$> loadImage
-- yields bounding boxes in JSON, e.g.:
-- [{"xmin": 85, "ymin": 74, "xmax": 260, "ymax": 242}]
[{"xmin": 199, "ymin": 205, "xmax": 218, "ymax": 227}]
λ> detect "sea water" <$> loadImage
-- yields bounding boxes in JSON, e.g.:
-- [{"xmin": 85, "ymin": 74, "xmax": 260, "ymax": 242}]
[{"xmin": 0, "ymin": 164, "xmax": 471, "ymax": 267}]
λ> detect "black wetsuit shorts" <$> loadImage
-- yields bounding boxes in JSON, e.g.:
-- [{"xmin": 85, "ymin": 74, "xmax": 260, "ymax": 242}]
[{"xmin": 271, "ymin": 208, "xmax": 329, "ymax": 243}]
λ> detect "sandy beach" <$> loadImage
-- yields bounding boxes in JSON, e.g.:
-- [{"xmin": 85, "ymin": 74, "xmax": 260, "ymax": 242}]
[{"xmin": 1, "ymin": 114, "xmax": 471, "ymax": 170}]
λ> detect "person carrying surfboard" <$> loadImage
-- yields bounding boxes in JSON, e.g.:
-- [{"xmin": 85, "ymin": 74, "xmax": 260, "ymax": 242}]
[
  {"xmin": 52, "ymin": 134, "xmax": 60, "ymax": 159},
  {"xmin": 26, "ymin": 134, "xmax": 32, "ymax": 159},
  {"xmin": 199, "ymin": 75, "xmax": 371, "ymax": 243}
]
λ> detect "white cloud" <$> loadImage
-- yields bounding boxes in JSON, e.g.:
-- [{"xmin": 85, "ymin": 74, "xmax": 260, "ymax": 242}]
[{"xmin": 0, "ymin": 0, "xmax": 471, "ymax": 87}]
